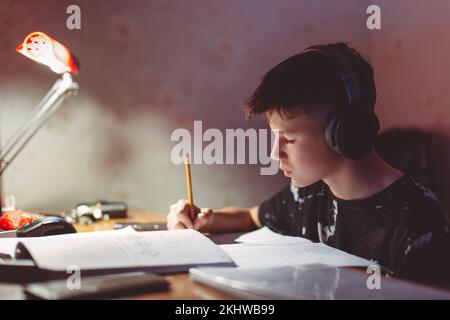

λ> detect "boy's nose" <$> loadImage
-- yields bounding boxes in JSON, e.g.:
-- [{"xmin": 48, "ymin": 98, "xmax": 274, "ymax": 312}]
[
  {"xmin": 270, "ymin": 134, "xmax": 279, "ymax": 161},
  {"xmin": 270, "ymin": 136, "xmax": 287, "ymax": 161}
]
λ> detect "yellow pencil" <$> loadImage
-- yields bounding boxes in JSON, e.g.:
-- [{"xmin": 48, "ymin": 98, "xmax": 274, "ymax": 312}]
[{"xmin": 184, "ymin": 156, "xmax": 195, "ymax": 221}]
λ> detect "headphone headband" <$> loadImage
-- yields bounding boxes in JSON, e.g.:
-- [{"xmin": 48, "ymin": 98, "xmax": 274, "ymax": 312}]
[
  {"xmin": 303, "ymin": 45, "xmax": 362, "ymax": 104},
  {"xmin": 303, "ymin": 44, "xmax": 380, "ymax": 159}
]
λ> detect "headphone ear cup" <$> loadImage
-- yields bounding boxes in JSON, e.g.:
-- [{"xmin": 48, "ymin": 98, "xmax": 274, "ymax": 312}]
[
  {"xmin": 324, "ymin": 108, "xmax": 343, "ymax": 156},
  {"xmin": 332, "ymin": 104, "xmax": 380, "ymax": 159}
]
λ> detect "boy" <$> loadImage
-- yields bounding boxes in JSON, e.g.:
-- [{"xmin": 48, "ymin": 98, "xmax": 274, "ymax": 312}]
[{"xmin": 167, "ymin": 43, "xmax": 450, "ymax": 287}]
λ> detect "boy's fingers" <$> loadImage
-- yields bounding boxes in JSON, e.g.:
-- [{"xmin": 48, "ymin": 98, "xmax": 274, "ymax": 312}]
[
  {"xmin": 167, "ymin": 199, "xmax": 203, "ymax": 230},
  {"xmin": 167, "ymin": 207, "xmax": 192, "ymax": 230},
  {"xmin": 167, "ymin": 216, "xmax": 182, "ymax": 230},
  {"xmin": 176, "ymin": 199, "xmax": 202, "ymax": 213},
  {"xmin": 175, "ymin": 200, "xmax": 199, "ymax": 217},
  {"xmin": 173, "ymin": 221, "xmax": 188, "ymax": 230},
  {"xmin": 175, "ymin": 211, "xmax": 194, "ymax": 229},
  {"xmin": 177, "ymin": 199, "xmax": 195, "ymax": 211},
  {"xmin": 169, "ymin": 201, "xmax": 183, "ymax": 216},
  {"xmin": 194, "ymin": 214, "xmax": 207, "ymax": 230},
  {"xmin": 167, "ymin": 214, "xmax": 180, "ymax": 229},
  {"xmin": 194, "ymin": 208, "xmax": 213, "ymax": 230},
  {"xmin": 169, "ymin": 200, "xmax": 189, "ymax": 216}
]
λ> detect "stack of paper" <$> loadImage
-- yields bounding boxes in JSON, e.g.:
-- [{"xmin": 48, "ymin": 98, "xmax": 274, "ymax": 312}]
[{"xmin": 221, "ymin": 227, "xmax": 373, "ymax": 269}]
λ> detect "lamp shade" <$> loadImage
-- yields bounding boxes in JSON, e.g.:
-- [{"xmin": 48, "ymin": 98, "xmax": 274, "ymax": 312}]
[{"xmin": 16, "ymin": 31, "xmax": 79, "ymax": 75}]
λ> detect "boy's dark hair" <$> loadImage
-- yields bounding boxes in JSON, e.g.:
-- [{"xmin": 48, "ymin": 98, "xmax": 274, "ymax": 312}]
[{"xmin": 243, "ymin": 43, "xmax": 376, "ymax": 119}]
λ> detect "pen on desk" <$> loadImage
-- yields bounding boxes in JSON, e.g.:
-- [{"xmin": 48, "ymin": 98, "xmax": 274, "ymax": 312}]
[{"xmin": 184, "ymin": 156, "xmax": 195, "ymax": 221}]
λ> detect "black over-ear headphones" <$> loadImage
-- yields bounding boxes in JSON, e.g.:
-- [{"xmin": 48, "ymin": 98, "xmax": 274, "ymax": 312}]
[{"xmin": 303, "ymin": 45, "xmax": 380, "ymax": 159}]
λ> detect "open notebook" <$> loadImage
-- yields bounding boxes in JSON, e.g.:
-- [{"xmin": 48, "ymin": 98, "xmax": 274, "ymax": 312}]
[
  {"xmin": 1, "ymin": 226, "xmax": 373, "ymax": 278},
  {"xmin": 7, "ymin": 227, "xmax": 234, "ymax": 274}
]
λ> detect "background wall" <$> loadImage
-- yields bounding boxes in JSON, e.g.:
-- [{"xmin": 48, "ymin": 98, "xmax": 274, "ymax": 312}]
[
  {"xmin": 371, "ymin": 0, "xmax": 450, "ymax": 210},
  {"xmin": 0, "ymin": 0, "xmax": 448, "ymax": 213}
]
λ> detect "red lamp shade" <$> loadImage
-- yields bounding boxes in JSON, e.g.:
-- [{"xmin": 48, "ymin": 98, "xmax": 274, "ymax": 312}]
[{"xmin": 16, "ymin": 31, "xmax": 79, "ymax": 75}]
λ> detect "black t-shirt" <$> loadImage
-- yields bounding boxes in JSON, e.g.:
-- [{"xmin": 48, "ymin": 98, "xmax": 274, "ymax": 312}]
[{"xmin": 258, "ymin": 175, "xmax": 450, "ymax": 287}]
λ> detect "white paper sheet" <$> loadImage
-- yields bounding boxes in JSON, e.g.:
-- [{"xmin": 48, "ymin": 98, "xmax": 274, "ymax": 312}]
[
  {"xmin": 0, "ymin": 238, "xmax": 20, "ymax": 258},
  {"xmin": 235, "ymin": 227, "xmax": 312, "ymax": 245},
  {"xmin": 220, "ymin": 243, "xmax": 373, "ymax": 269}
]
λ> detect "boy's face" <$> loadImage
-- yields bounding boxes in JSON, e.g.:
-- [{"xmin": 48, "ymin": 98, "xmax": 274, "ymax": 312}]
[{"xmin": 268, "ymin": 109, "xmax": 343, "ymax": 187}]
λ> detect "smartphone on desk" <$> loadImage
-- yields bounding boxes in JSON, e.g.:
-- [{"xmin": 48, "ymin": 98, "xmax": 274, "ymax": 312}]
[
  {"xmin": 114, "ymin": 222, "xmax": 167, "ymax": 231},
  {"xmin": 24, "ymin": 272, "xmax": 170, "ymax": 300}
]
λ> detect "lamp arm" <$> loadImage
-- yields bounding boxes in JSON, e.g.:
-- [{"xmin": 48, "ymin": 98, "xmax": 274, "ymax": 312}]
[
  {"xmin": 2, "ymin": 78, "xmax": 64, "ymax": 154},
  {"xmin": 0, "ymin": 73, "xmax": 78, "ymax": 175}
]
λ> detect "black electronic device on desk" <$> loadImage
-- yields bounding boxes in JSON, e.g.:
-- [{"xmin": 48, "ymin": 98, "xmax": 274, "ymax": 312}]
[
  {"xmin": 24, "ymin": 272, "xmax": 170, "ymax": 300},
  {"xmin": 114, "ymin": 222, "xmax": 167, "ymax": 231},
  {"xmin": 17, "ymin": 216, "xmax": 76, "ymax": 237},
  {"xmin": 43, "ymin": 200, "xmax": 128, "ymax": 225},
  {"xmin": 0, "ymin": 216, "xmax": 76, "ymax": 238}
]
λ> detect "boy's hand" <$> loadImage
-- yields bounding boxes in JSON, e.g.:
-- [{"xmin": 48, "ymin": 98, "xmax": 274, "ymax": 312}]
[{"xmin": 167, "ymin": 199, "xmax": 214, "ymax": 232}]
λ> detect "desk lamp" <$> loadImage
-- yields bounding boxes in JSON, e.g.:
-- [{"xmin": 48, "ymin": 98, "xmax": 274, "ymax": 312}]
[
  {"xmin": 0, "ymin": 32, "xmax": 79, "ymax": 216},
  {"xmin": 0, "ymin": 31, "xmax": 79, "ymax": 175}
]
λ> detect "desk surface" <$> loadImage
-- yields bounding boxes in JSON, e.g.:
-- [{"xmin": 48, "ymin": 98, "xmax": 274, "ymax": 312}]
[
  {"xmin": 2, "ymin": 210, "xmax": 447, "ymax": 300},
  {"xmin": 74, "ymin": 209, "xmax": 238, "ymax": 300},
  {"xmin": 74, "ymin": 209, "xmax": 450, "ymax": 300}
]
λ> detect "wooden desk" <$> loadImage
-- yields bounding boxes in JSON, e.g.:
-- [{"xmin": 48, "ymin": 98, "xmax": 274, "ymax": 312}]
[
  {"xmin": 1, "ymin": 209, "xmax": 442, "ymax": 300},
  {"xmin": 74, "ymin": 209, "xmax": 238, "ymax": 300},
  {"xmin": 72, "ymin": 209, "xmax": 450, "ymax": 300}
]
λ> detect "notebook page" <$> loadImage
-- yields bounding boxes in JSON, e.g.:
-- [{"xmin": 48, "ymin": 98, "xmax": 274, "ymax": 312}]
[
  {"xmin": 0, "ymin": 227, "xmax": 134, "ymax": 258},
  {"xmin": 0, "ymin": 238, "xmax": 20, "ymax": 258},
  {"xmin": 220, "ymin": 243, "xmax": 373, "ymax": 268},
  {"xmin": 235, "ymin": 227, "xmax": 312, "ymax": 245},
  {"xmin": 19, "ymin": 229, "xmax": 232, "ymax": 271}
]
